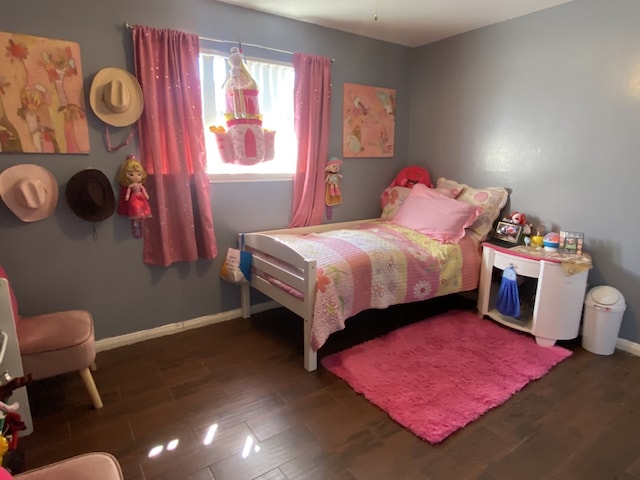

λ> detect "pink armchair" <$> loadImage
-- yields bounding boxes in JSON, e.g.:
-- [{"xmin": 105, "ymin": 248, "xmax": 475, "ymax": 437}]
[
  {"xmin": 12, "ymin": 452, "xmax": 123, "ymax": 479},
  {"xmin": 0, "ymin": 266, "xmax": 102, "ymax": 410}
]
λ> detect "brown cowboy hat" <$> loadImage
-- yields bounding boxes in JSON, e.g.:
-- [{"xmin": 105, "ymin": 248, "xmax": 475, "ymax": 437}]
[{"xmin": 66, "ymin": 169, "xmax": 116, "ymax": 222}]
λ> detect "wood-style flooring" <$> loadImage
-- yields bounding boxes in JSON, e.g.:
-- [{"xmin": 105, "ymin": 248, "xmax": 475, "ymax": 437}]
[{"xmin": 16, "ymin": 296, "xmax": 640, "ymax": 479}]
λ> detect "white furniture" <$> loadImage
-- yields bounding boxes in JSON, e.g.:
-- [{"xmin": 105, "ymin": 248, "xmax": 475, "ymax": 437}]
[
  {"xmin": 0, "ymin": 278, "xmax": 33, "ymax": 435},
  {"xmin": 241, "ymin": 219, "xmax": 371, "ymax": 372},
  {"xmin": 477, "ymin": 243, "xmax": 589, "ymax": 346},
  {"xmin": 240, "ymin": 219, "xmax": 482, "ymax": 372}
]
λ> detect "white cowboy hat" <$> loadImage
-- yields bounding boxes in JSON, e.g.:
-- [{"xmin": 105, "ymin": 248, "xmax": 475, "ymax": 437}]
[
  {"xmin": 89, "ymin": 67, "xmax": 144, "ymax": 127},
  {"xmin": 0, "ymin": 164, "xmax": 59, "ymax": 222}
]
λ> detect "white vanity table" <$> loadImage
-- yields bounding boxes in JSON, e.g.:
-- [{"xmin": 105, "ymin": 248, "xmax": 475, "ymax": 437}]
[
  {"xmin": 477, "ymin": 243, "xmax": 591, "ymax": 347},
  {"xmin": 0, "ymin": 278, "xmax": 33, "ymax": 436}
]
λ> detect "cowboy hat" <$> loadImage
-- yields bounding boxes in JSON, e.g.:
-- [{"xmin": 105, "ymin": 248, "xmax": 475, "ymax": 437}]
[
  {"xmin": 0, "ymin": 164, "xmax": 59, "ymax": 222},
  {"xmin": 66, "ymin": 169, "xmax": 116, "ymax": 222},
  {"xmin": 89, "ymin": 67, "xmax": 144, "ymax": 127}
]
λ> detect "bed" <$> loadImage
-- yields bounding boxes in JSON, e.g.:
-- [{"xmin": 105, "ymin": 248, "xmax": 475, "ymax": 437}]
[{"xmin": 240, "ymin": 178, "xmax": 509, "ymax": 371}]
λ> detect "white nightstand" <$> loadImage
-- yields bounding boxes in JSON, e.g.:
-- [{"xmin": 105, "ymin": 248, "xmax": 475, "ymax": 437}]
[{"xmin": 477, "ymin": 243, "xmax": 591, "ymax": 346}]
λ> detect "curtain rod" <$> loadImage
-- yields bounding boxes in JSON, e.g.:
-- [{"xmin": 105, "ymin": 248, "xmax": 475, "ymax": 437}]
[{"xmin": 124, "ymin": 22, "xmax": 296, "ymax": 56}]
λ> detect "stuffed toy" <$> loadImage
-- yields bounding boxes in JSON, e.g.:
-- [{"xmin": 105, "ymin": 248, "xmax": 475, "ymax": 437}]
[
  {"xmin": 388, "ymin": 166, "xmax": 432, "ymax": 189},
  {"xmin": 509, "ymin": 211, "xmax": 532, "ymax": 235},
  {"xmin": 510, "ymin": 211, "xmax": 526, "ymax": 225},
  {"xmin": 116, "ymin": 154, "xmax": 152, "ymax": 239},
  {"xmin": 325, "ymin": 158, "xmax": 343, "ymax": 205},
  {"xmin": 325, "ymin": 157, "xmax": 343, "ymax": 219},
  {"xmin": 381, "ymin": 166, "xmax": 432, "ymax": 211}
]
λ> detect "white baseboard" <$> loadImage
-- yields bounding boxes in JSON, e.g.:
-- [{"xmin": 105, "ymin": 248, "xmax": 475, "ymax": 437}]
[
  {"xmin": 95, "ymin": 301, "xmax": 280, "ymax": 353},
  {"xmin": 96, "ymin": 300, "xmax": 640, "ymax": 358},
  {"xmin": 616, "ymin": 337, "xmax": 640, "ymax": 356}
]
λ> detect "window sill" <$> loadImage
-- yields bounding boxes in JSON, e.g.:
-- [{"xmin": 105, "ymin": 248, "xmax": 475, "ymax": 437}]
[{"xmin": 209, "ymin": 172, "xmax": 294, "ymax": 183}]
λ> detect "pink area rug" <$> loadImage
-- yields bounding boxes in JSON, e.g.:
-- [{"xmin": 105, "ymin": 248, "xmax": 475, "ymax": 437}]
[{"xmin": 321, "ymin": 309, "xmax": 572, "ymax": 444}]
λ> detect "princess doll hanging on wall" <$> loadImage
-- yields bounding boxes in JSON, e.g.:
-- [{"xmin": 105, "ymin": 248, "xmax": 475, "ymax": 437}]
[{"xmin": 117, "ymin": 154, "xmax": 151, "ymax": 238}]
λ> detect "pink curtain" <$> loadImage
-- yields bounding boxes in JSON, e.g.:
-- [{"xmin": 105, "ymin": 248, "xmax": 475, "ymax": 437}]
[
  {"xmin": 132, "ymin": 26, "xmax": 217, "ymax": 266},
  {"xmin": 288, "ymin": 53, "xmax": 332, "ymax": 228}
]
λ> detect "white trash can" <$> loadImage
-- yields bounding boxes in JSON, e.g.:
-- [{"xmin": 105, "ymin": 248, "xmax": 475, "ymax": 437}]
[{"xmin": 582, "ymin": 286, "xmax": 626, "ymax": 355}]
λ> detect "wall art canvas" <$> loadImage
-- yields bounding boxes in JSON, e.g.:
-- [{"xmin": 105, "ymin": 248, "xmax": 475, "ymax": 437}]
[
  {"xmin": 0, "ymin": 31, "xmax": 89, "ymax": 154},
  {"xmin": 343, "ymin": 83, "xmax": 395, "ymax": 157}
]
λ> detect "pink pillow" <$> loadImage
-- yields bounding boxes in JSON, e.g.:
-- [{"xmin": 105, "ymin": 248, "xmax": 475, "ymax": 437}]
[
  {"xmin": 392, "ymin": 184, "xmax": 481, "ymax": 243},
  {"xmin": 0, "ymin": 265, "xmax": 19, "ymax": 324},
  {"xmin": 380, "ymin": 185, "xmax": 462, "ymax": 221}
]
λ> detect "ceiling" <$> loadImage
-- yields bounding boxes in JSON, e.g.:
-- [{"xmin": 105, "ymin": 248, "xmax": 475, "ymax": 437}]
[{"xmin": 217, "ymin": 0, "xmax": 574, "ymax": 47}]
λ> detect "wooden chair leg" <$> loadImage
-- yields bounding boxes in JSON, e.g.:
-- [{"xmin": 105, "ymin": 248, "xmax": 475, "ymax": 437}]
[{"xmin": 79, "ymin": 366, "xmax": 103, "ymax": 409}]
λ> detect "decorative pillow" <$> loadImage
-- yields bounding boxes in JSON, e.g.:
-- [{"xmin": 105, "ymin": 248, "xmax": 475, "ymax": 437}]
[
  {"xmin": 392, "ymin": 184, "xmax": 481, "ymax": 243},
  {"xmin": 433, "ymin": 186, "xmax": 463, "ymax": 199},
  {"xmin": 380, "ymin": 186, "xmax": 412, "ymax": 220},
  {"xmin": 436, "ymin": 177, "xmax": 509, "ymax": 241},
  {"xmin": 380, "ymin": 185, "xmax": 462, "ymax": 220}
]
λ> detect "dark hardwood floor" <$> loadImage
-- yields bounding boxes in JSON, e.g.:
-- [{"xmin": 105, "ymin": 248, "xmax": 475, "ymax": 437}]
[{"xmin": 16, "ymin": 296, "xmax": 640, "ymax": 479}]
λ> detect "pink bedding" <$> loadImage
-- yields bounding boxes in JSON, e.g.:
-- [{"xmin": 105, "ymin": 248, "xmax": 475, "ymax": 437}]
[{"xmin": 268, "ymin": 221, "xmax": 481, "ymax": 350}]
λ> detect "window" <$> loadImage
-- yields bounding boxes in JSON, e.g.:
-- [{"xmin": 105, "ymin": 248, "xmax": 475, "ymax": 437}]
[{"xmin": 199, "ymin": 50, "xmax": 296, "ymax": 181}]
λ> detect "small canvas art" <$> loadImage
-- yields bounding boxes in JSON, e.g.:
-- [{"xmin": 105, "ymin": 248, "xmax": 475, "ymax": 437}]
[
  {"xmin": 0, "ymin": 31, "xmax": 89, "ymax": 154},
  {"xmin": 343, "ymin": 83, "xmax": 395, "ymax": 157}
]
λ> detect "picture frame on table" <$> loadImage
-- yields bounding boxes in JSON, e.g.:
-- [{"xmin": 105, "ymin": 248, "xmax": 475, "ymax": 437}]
[
  {"xmin": 494, "ymin": 221, "xmax": 524, "ymax": 245},
  {"xmin": 559, "ymin": 231, "xmax": 584, "ymax": 255}
]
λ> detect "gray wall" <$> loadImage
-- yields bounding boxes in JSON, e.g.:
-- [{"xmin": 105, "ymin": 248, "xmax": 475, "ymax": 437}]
[
  {"xmin": 3, "ymin": 0, "xmax": 639, "ymax": 348},
  {"xmin": 0, "ymin": 0, "xmax": 410, "ymax": 339},
  {"xmin": 409, "ymin": 0, "xmax": 640, "ymax": 342}
]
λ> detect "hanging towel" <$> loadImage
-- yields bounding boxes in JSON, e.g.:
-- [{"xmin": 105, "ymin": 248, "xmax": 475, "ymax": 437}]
[{"xmin": 496, "ymin": 266, "xmax": 520, "ymax": 318}]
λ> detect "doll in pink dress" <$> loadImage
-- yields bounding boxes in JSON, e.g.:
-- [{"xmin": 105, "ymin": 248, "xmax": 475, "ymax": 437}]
[{"xmin": 117, "ymin": 154, "xmax": 151, "ymax": 238}]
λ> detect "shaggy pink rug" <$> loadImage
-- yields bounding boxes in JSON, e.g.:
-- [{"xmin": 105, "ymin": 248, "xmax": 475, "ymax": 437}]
[{"xmin": 321, "ymin": 309, "xmax": 572, "ymax": 444}]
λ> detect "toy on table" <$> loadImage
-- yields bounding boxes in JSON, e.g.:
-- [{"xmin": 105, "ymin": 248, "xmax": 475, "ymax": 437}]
[
  {"xmin": 543, "ymin": 232, "xmax": 561, "ymax": 252},
  {"xmin": 530, "ymin": 225, "xmax": 546, "ymax": 248},
  {"xmin": 508, "ymin": 211, "xmax": 532, "ymax": 235},
  {"xmin": 116, "ymin": 154, "xmax": 152, "ymax": 239}
]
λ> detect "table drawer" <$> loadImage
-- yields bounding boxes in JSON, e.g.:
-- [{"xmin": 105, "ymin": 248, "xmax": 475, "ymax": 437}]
[{"xmin": 492, "ymin": 250, "xmax": 541, "ymax": 278}]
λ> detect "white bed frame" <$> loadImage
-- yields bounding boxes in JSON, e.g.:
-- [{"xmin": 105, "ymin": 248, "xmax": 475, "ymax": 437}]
[{"xmin": 240, "ymin": 219, "xmax": 378, "ymax": 372}]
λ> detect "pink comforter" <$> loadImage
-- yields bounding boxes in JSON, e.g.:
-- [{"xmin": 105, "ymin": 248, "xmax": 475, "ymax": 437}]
[{"xmin": 270, "ymin": 221, "xmax": 481, "ymax": 350}]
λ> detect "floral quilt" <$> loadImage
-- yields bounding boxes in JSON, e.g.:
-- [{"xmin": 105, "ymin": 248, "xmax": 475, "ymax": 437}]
[{"xmin": 270, "ymin": 221, "xmax": 476, "ymax": 350}]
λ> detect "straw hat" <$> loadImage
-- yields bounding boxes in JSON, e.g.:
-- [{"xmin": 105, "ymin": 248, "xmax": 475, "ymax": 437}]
[
  {"xmin": 89, "ymin": 67, "xmax": 144, "ymax": 127},
  {"xmin": 65, "ymin": 169, "xmax": 116, "ymax": 222},
  {"xmin": 0, "ymin": 164, "xmax": 59, "ymax": 222}
]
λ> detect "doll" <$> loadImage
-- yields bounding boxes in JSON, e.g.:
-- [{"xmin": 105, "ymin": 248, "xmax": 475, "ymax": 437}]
[
  {"xmin": 325, "ymin": 157, "xmax": 343, "ymax": 206},
  {"xmin": 117, "ymin": 154, "xmax": 151, "ymax": 238},
  {"xmin": 325, "ymin": 157, "xmax": 343, "ymax": 220}
]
